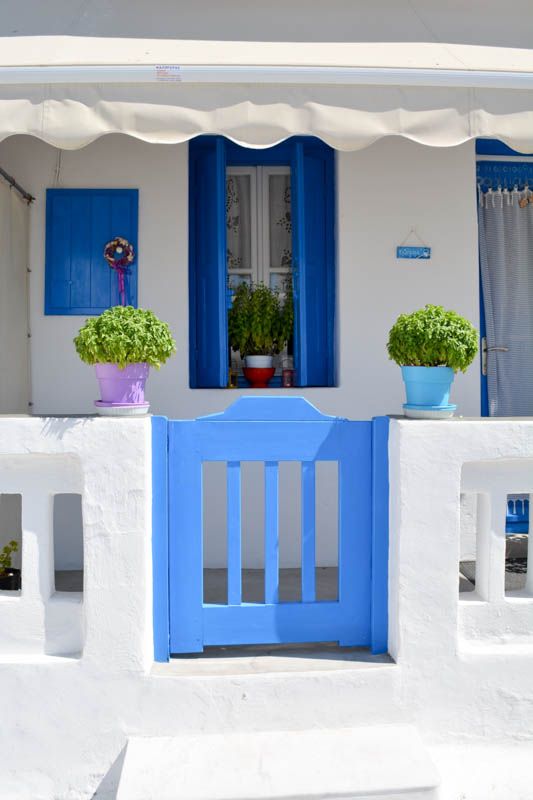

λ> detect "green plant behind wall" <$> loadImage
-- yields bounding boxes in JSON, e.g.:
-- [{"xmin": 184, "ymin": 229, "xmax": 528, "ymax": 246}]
[
  {"xmin": 228, "ymin": 281, "xmax": 294, "ymax": 357},
  {"xmin": 0, "ymin": 540, "xmax": 18, "ymax": 577},
  {"xmin": 74, "ymin": 306, "xmax": 176, "ymax": 369},
  {"xmin": 387, "ymin": 304, "xmax": 478, "ymax": 372}
]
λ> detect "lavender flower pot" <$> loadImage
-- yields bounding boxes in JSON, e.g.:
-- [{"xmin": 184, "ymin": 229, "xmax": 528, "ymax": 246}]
[{"xmin": 95, "ymin": 363, "xmax": 150, "ymax": 404}]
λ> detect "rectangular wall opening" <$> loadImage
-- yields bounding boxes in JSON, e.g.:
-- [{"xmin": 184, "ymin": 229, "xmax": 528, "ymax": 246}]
[
  {"xmin": 505, "ymin": 494, "xmax": 529, "ymax": 595},
  {"xmin": 53, "ymin": 494, "xmax": 83, "ymax": 593},
  {"xmin": 0, "ymin": 494, "xmax": 22, "ymax": 594},
  {"xmin": 459, "ymin": 492, "xmax": 477, "ymax": 593}
]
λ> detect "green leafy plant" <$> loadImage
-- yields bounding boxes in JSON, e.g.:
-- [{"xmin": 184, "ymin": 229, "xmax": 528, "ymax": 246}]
[
  {"xmin": 387, "ymin": 304, "xmax": 478, "ymax": 372},
  {"xmin": 228, "ymin": 281, "xmax": 294, "ymax": 357},
  {"xmin": 0, "ymin": 540, "xmax": 18, "ymax": 577},
  {"xmin": 74, "ymin": 306, "xmax": 176, "ymax": 369}
]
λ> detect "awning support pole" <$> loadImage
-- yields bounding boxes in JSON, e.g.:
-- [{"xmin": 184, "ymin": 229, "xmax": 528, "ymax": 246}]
[{"xmin": 0, "ymin": 165, "xmax": 34, "ymax": 204}]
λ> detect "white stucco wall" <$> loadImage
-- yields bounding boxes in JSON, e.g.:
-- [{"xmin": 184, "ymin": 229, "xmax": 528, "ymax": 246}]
[
  {"xmin": 0, "ymin": 133, "xmax": 481, "ymax": 423},
  {"xmin": 0, "ymin": 133, "xmax": 481, "ymax": 568}
]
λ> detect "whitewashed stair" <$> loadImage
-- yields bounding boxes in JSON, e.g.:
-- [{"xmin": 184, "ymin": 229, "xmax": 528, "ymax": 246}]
[{"xmin": 116, "ymin": 725, "xmax": 440, "ymax": 800}]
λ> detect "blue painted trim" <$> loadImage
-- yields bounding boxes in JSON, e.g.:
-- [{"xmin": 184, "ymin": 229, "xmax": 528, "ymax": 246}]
[
  {"xmin": 477, "ymin": 160, "xmax": 533, "ymax": 192},
  {"xmin": 325, "ymin": 148, "xmax": 336, "ymax": 388},
  {"xmin": 168, "ymin": 422, "xmax": 205, "ymax": 653},
  {"xmin": 188, "ymin": 144, "xmax": 198, "ymax": 387},
  {"xmin": 152, "ymin": 415, "xmax": 170, "ymax": 662},
  {"xmin": 371, "ymin": 416, "xmax": 389, "ymax": 655},
  {"xmin": 291, "ymin": 141, "xmax": 306, "ymax": 386},
  {"xmin": 199, "ymin": 395, "xmax": 337, "ymax": 422},
  {"xmin": 476, "ymin": 139, "xmax": 533, "ymax": 157},
  {"xmin": 188, "ymin": 137, "xmax": 228, "ymax": 388},
  {"xmin": 196, "ymin": 135, "xmax": 324, "ymax": 166},
  {"xmin": 45, "ymin": 188, "xmax": 139, "ymax": 316}
]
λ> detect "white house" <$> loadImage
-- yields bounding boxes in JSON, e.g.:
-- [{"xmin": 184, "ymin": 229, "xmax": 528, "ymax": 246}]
[{"xmin": 1, "ymin": 2, "xmax": 533, "ymax": 798}]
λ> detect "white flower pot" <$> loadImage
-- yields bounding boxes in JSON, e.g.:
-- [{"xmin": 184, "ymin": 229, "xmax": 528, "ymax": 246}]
[{"xmin": 246, "ymin": 355, "xmax": 273, "ymax": 368}]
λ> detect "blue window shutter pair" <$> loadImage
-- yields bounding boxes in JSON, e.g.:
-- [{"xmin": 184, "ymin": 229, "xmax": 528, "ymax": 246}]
[
  {"xmin": 45, "ymin": 188, "xmax": 138, "ymax": 315},
  {"xmin": 189, "ymin": 137, "xmax": 335, "ymax": 388},
  {"xmin": 189, "ymin": 139, "xmax": 228, "ymax": 389},
  {"xmin": 291, "ymin": 141, "xmax": 335, "ymax": 387}
]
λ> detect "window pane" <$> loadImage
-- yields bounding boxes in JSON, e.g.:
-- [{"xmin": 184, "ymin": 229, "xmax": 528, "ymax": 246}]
[
  {"xmin": 269, "ymin": 272, "xmax": 289, "ymax": 291},
  {"xmin": 228, "ymin": 273, "xmax": 252, "ymax": 289},
  {"xmin": 226, "ymin": 174, "xmax": 252, "ymax": 271},
  {"xmin": 269, "ymin": 174, "xmax": 292, "ymax": 271}
]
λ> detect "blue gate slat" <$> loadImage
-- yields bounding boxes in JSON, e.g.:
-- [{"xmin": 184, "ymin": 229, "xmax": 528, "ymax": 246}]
[
  {"xmin": 371, "ymin": 416, "xmax": 390, "ymax": 655},
  {"xmin": 152, "ymin": 415, "xmax": 169, "ymax": 662},
  {"xmin": 227, "ymin": 461, "xmax": 242, "ymax": 606},
  {"xmin": 338, "ymin": 424, "xmax": 372, "ymax": 647},
  {"xmin": 168, "ymin": 422, "xmax": 204, "ymax": 653},
  {"xmin": 264, "ymin": 462, "xmax": 280, "ymax": 604},
  {"xmin": 301, "ymin": 461, "xmax": 316, "ymax": 603}
]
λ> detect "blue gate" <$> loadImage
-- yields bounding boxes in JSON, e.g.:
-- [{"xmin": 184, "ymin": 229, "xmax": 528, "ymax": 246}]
[{"xmin": 152, "ymin": 397, "xmax": 389, "ymax": 660}]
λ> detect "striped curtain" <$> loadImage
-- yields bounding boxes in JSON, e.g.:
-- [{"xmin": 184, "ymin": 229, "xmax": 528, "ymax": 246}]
[
  {"xmin": 0, "ymin": 180, "xmax": 30, "ymax": 413},
  {"xmin": 479, "ymin": 188, "xmax": 533, "ymax": 416}
]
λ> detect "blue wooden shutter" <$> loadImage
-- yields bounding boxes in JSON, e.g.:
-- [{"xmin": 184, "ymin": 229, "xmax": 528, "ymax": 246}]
[
  {"xmin": 292, "ymin": 140, "xmax": 335, "ymax": 387},
  {"xmin": 189, "ymin": 137, "xmax": 228, "ymax": 388},
  {"xmin": 45, "ymin": 188, "xmax": 138, "ymax": 315}
]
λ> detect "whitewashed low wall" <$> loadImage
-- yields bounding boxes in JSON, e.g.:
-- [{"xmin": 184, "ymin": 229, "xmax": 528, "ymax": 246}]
[
  {"xmin": 0, "ymin": 416, "xmax": 532, "ymax": 799},
  {"xmin": 0, "ymin": 416, "xmax": 152, "ymax": 668},
  {"xmin": 389, "ymin": 418, "xmax": 533, "ymax": 661}
]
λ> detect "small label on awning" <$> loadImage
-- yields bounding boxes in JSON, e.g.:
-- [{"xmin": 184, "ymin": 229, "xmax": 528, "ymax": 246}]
[{"xmin": 155, "ymin": 65, "xmax": 182, "ymax": 82}]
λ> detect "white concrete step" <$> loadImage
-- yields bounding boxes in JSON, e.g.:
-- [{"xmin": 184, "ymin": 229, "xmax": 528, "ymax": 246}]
[{"xmin": 116, "ymin": 725, "xmax": 440, "ymax": 800}]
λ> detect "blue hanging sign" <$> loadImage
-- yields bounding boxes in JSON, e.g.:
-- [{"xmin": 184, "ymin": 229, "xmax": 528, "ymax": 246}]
[{"xmin": 396, "ymin": 246, "xmax": 431, "ymax": 260}]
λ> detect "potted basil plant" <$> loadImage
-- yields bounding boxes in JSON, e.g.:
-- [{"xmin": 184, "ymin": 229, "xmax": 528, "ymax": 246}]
[
  {"xmin": 228, "ymin": 282, "xmax": 294, "ymax": 388},
  {"xmin": 0, "ymin": 540, "xmax": 20, "ymax": 591},
  {"xmin": 387, "ymin": 304, "xmax": 478, "ymax": 418},
  {"xmin": 74, "ymin": 305, "xmax": 176, "ymax": 415}
]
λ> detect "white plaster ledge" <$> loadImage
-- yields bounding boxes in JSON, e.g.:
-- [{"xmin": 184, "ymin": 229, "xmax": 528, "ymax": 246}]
[
  {"xmin": 459, "ymin": 639, "xmax": 533, "ymax": 656},
  {"xmin": 0, "ymin": 653, "xmax": 79, "ymax": 664},
  {"xmin": 117, "ymin": 726, "xmax": 439, "ymax": 800},
  {"xmin": 152, "ymin": 648, "xmax": 395, "ymax": 677}
]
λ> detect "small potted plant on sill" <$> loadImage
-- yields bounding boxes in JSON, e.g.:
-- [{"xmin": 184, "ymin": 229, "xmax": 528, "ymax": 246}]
[
  {"xmin": 228, "ymin": 281, "xmax": 294, "ymax": 388},
  {"xmin": 387, "ymin": 304, "xmax": 478, "ymax": 418},
  {"xmin": 0, "ymin": 540, "xmax": 20, "ymax": 591},
  {"xmin": 74, "ymin": 305, "xmax": 176, "ymax": 415}
]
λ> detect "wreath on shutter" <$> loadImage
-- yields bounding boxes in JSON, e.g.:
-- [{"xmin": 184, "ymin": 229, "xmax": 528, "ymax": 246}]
[{"xmin": 104, "ymin": 236, "xmax": 135, "ymax": 306}]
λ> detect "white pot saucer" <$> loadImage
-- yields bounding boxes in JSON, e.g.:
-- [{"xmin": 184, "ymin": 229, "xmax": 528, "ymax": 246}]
[
  {"xmin": 403, "ymin": 403, "xmax": 456, "ymax": 420},
  {"xmin": 94, "ymin": 401, "xmax": 150, "ymax": 416}
]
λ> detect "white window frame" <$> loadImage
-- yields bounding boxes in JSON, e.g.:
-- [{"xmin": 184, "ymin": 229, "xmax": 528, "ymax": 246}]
[{"xmin": 226, "ymin": 165, "xmax": 291, "ymax": 287}]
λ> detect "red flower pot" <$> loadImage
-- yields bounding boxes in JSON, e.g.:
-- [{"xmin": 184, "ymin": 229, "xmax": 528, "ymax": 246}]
[{"xmin": 243, "ymin": 367, "xmax": 276, "ymax": 389}]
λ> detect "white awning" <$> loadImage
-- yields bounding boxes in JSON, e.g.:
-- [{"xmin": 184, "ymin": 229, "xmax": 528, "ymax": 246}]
[{"xmin": 2, "ymin": 37, "xmax": 533, "ymax": 151}]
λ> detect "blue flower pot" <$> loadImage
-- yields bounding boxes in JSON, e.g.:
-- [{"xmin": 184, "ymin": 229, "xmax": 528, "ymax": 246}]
[{"xmin": 401, "ymin": 366, "xmax": 455, "ymax": 408}]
